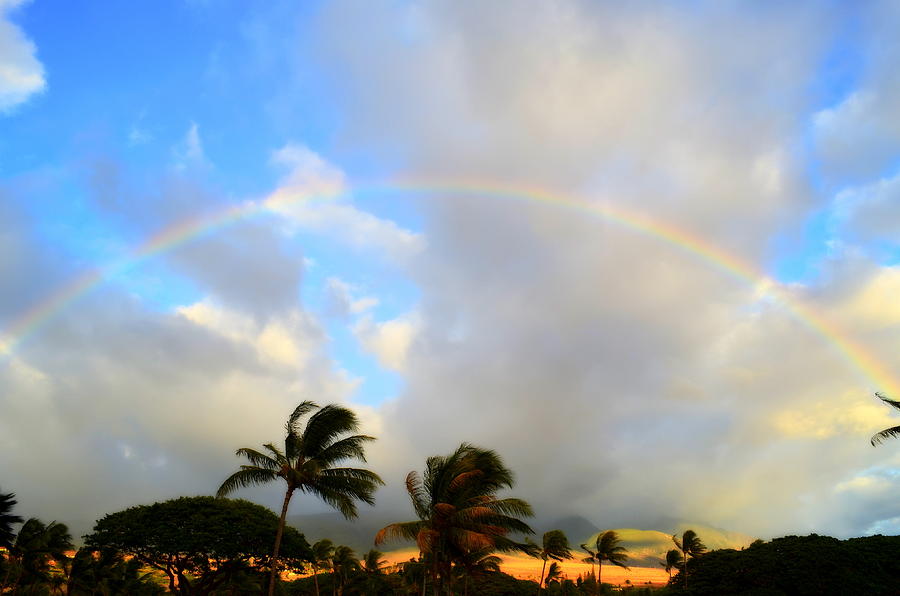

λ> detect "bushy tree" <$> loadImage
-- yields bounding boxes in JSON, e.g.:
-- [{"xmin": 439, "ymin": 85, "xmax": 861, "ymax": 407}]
[{"xmin": 87, "ymin": 496, "xmax": 310, "ymax": 596}]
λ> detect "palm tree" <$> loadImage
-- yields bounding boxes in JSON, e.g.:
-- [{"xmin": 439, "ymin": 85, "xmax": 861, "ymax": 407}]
[
  {"xmin": 375, "ymin": 443, "xmax": 534, "ymax": 596},
  {"xmin": 544, "ymin": 561, "xmax": 564, "ymax": 586},
  {"xmin": 527, "ymin": 530, "xmax": 572, "ymax": 595},
  {"xmin": 5, "ymin": 518, "xmax": 73, "ymax": 593},
  {"xmin": 330, "ymin": 545, "xmax": 358, "ymax": 596},
  {"xmin": 400, "ymin": 556, "xmax": 429, "ymax": 596},
  {"xmin": 660, "ymin": 548, "xmax": 681, "ymax": 581},
  {"xmin": 871, "ymin": 393, "xmax": 900, "ymax": 445},
  {"xmin": 310, "ymin": 539, "xmax": 335, "ymax": 596},
  {"xmin": 581, "ymin": 531, "xmax": 629, "ymax": 593},
  {"xmin": 672, "ymin": 529, "xmax": 706, "ymax": 589},
  {"xmin": 454, "ymin": 547, "xmax": 502, "ymax": 596},
  {"xmin": 0, "ymin": 490, "xmax": 23, "ymax": 551},
  {"xmin": 217, "ymin": 401, "xmax": 383, "ymax": 596},
  {"xmin": 361, "ymin": 549, "xmax": 388, "ymax": 574}
]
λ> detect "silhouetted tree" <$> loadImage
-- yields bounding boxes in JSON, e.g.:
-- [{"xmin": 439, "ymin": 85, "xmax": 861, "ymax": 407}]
[
  {"xmin": 375, "ymin": 443, "xmax": 534, "ymax": 596},
  {"xmin": 309, "ymin": 539, "xmax": 335, "ymax": 596},
  {"xmin": 672, "ymin": 529, "xmax": 706, "ymax": 589},
  {"xmin": 581, "ymin": 531, "xmax": 628, "ymax": 593},
  {"xmin": 527, "ymin": 530, "xmax": 572, "ymax": 594},
  {"xmin": 87, "ymin": 496, "xmax": 310, "ymax": 595},
  {"xmin": 217, "ymin": 401, "xmax": 383, "ymax": 596},
  {"xmin": 660, "ymin": 548, "xmax": 681, "ymax": 581}
]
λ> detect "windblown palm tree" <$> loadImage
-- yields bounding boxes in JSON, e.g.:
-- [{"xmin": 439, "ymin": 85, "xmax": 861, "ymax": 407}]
[
  {"xmin": 0, "ymin": 489, "xmax": 22, "ymax": 549},
  {"xmin": 331, "ymin": 545, "xmax": 358, "ymax": 596},
  {"xmin": 660, "ymin": 548, "xmax": 681, "ymax": 581},
  {"xmin": 375, "ymin": 443, "xmax": 534, "ymax": 596},
  {"xmin": 361, "ymin": 549, "xmax": 388, "ymax": 574},
  {"xmin": 309, "ymin": 539, "xmax": 335, "ymax": 596},
  {"xmin": 527, "ymin": 530, "xmax": 573, "ymax": 595},
  {"xmin": 871, "ymin": 393, "xmax": 900, "ymax": 445},
  {"xmin": 454, "ymin": 547, "xmax": 501, "ymax": 596},
  {"xmin": 672, "ymin": 529, "xmax": 706, "ymax": 589},
  {"xmin": 544, "ymin": 561, "xmax": 564, "ymax": 586},
  {"xmin": 217, "ymin": 401, "xmax": 383, "ymax": 596},
  {"xmin": 581, "ymin": 531, "xmax": 629, "ymax": 592},
  {"xmin": 4, "ymin": 518, "xmax": 72, "ymax": 593}
]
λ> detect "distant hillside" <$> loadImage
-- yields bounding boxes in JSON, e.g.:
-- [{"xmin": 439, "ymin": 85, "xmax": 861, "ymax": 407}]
[
  {"xmin": 576, "ymin": 523, "xmax": 755, "ymax": 567},
  {"xmin": 288, "ymin": 511, "xmax": 754, "ymax": 568}
]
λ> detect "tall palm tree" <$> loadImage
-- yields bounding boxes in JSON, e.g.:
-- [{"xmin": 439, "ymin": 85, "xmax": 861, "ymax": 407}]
[
  {"xmin": 527, "ymin": 530, "xmax": 572, "ymax": 595},
  {"xmin": 672, "ymin": 529, "xmax": 706, "ymax": 589},
  {"xmin": 871, "ymin": 393, "xmax": 900, "ymax": 445},
  {"xmin": 375, "ymin": 443, "xmax": 534, "ymax": 596},
  {"xmin": 217, "ymin": 401, "xmax": 383, "ymax": 596},
  {"xmin": 581, "ymin": 531, "xmax": 629, "ymax": 593},
  {"xmin": 330, "ymin": 545, "xmax": 358, "ymax": 596},
  {"xmin": 659, "ymin": 548, "xmax": 681, "ymax": 581},
  {"xmin": 0, "ymin": 489, "xmax": 23, "ymax": 549},
  {"xmin": 310, "ymin": 539, "xmax": 335, "ymax": 596}
]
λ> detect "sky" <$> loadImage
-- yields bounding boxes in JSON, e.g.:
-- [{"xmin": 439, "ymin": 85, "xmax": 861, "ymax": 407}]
[{"xmin": 2, "ymin": 0, "xmax": 900, "ymax": 543}]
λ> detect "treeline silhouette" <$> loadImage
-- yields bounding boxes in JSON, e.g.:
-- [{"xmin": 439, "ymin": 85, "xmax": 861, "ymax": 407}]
[{"xmin": 4, "ymin": 398, "xmax": 900, "ymax": 595}]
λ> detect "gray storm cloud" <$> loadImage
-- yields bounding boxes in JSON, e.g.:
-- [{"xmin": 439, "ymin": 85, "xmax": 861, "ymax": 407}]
[{"xmin": 310, "ymin": 0, "xmax": 900, "ymax": 538}]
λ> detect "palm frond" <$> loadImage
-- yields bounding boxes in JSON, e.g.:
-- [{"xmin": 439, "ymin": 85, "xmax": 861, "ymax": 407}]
[
  {"xmin": 235, "ymin": 447, "xmax": 281, "ymax": 470},
  {"xmin": 262, "ymin": 442, "xmax": 286, "ymax": 461},
  {"xmin": 374, "ymin": 521, "xmax": 424, "ymax": 545},
  {"xmin": 316, "ymin": 435, "xmax": 376, "ymax": 465},
  {"xmin": 406, "ymin": 471, "xmax": 430, "ymax": 520},
  {"xmin": 302, "ymin": 404, "xmax": 360, "ymax": 454},
  {"xmin": 871, "ymin": 426, "xmax": 900, "ymax": 446},
  {"xmin": 876, "ymin": 392, "xmax": 900, "ymax": 411},
  {"xmin": 288, "ymin": 401, "xmax": 319, "ymax": 432},
  {"xmin": 216, "ymin": 467, "xmax": 278, "ymax": 497}
]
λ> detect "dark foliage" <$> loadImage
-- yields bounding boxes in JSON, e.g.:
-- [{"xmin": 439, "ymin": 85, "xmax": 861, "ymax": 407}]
[
  {"xmin": 86, "ymin": 496, "xmax": 311, "ymax": 596},
  {"xmin": 668, "ymin": 533, "xmax": 900, "ymax": 595},
  {"xmin": 0, "ymin": 489, "xmax": 23, "ymax": 549}
]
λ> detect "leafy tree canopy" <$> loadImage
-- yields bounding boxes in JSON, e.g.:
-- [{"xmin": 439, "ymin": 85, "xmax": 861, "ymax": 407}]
[
  {"xmin": 86, "ymin": 496, "xmax": 311, "ymax": 596},
  {"xmin": 671, "ymin": 534, "xmax": 900, "ymax": 595}
]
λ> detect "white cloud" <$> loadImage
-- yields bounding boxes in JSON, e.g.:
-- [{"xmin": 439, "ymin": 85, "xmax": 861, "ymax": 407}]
[
  {"xmin": 177, "ymin": 299, "xmax": 321, "ymax": 370},
  {"xmin": 353, "ymin": 313, "xmax": 419, "ymax": 372},
  {"xmin": 0, "ymin": 0, "xmax": 44, "ymax": 113},
  {"xmin": 264, "ymin": 143, "xmax": 425, "ymax": 264}
]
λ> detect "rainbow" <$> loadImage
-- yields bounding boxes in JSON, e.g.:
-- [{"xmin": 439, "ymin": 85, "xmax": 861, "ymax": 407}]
[{"xmin": 2, "ymin": 179, "xmax": 897, "ymax": 398}]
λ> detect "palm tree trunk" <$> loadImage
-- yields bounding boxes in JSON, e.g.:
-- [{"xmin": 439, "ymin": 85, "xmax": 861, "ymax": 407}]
[
  {"xmin": 537, "ymin": 559, "xmax": 547, "ymax": 596},
  {"xmin": 313, "ymin": 563, "xmax": 320, "ymax": 596},
  {"xmin": 597, "ymin": 562, "xmax": 601, "ymax": 595},
  {"xmin": 267, "ymin": 487, "xmax": 295, "ymax": 596},
  {"xmin": 683, "ymin": 552, "xmax": 688, "ymax": 589}
]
